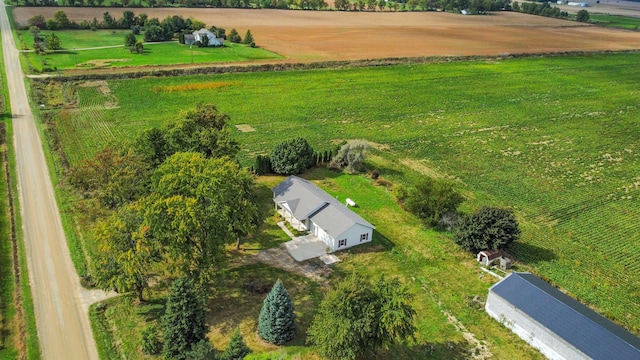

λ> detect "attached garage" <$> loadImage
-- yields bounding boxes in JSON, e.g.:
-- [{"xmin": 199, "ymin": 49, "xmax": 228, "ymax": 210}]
[{"xmin": 273, "ymin": 176, "xmax": 375, "ymax": 252}]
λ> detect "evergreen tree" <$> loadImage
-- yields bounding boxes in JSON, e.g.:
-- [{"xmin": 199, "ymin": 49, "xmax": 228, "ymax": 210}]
[
  {"xmin": 258, "ymin": 279, "xmax": 296, "ymax": 345},
  {"xmin": 220, "ymin": 329, "xmax": 251, "ymax": 360},
  {"xmin": 162, "ymin": 278, "xmax": 209, "ymax": 360},
  {"xmin": 242, "ymin": 29, "xmax": 254, "ymax": 45},
  {"xmin": 228, "ymin": 28, "xmax": 242, "ymax": 43}
]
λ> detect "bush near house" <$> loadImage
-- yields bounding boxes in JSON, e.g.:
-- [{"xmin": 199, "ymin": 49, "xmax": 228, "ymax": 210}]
[{"xmin": 269, "ymin": 137, "xmax": 315, "ymax": 175}]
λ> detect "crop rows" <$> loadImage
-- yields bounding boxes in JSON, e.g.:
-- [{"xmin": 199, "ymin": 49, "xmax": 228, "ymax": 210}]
[
  {"xmin": 58, "ymin": 53, "xmax": 640, "ymax": 332},
  {"xmin": 62, "ymin": 87, "xmax": 121, "ymax": 165}
]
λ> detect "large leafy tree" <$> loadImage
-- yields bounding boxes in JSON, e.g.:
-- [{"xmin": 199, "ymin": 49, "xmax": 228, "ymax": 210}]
[
  {"xmin": 46, "ymin": 33, "xmax": 62, "ymax": 51},
  {"xmin": 69, "ymin": 147, "xmax": 151, "ymax": 209},
  {"xmin": 576, "ymin": 9, "xmax": 589, "ymax": 22},
  {"xmin": 166, "ymin": 104, "xmax": 239, "ymax": 159},
  {"xmin": 92, "ymin": 202, "xmax": 159, "ymax": 302},
  {"xmin": 454, "ymin": 206, "xmax": 521, "ymax": 253},
  {"xmin": 307, "ymin": 274, "xmax": 416, "ymax": 360},
  {"xmin": 146, "ymin": 152, "xmax": 261, "ymax": 285},
  {"xmin": 162, "ymin": 278, "xmax": 209, "ymax": 360},
  {"xmin": 258, "ymin": 279, "xmax": 296, "ymax": 345},
  {"xmin": 124, "ymin": 32, "xmax": 137, "ymax": 48},
  {"xmin": 134, "ymin": 127, "xmax": 173, "ymax": 168},
  {"xmin": 269, "ymin": 137, "xmax": 315, "ymax": 175},
  {"xmin": 404, "ymin": 176, "xmax": 464, "ymax": 226}
]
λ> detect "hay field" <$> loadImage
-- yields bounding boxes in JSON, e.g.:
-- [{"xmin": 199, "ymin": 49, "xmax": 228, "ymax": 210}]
[{"xmin": 13, "ymin": 8, "xmax": 640, "ymax": 61}]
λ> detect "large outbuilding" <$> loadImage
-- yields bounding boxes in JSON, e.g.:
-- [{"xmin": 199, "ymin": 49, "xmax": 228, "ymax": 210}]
[
  {"xmin": 486, "ymin": 272, "xmax": 640, "ymax": 360},
  {"xmin": 273, "ymin": 176, "xmax": 375, "ymax": 252}
]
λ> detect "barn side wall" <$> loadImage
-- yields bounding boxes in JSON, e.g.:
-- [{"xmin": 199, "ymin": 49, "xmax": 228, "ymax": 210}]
[{"xmin": 485, "ymin": 292, "xmax": 589, "ymax": 360}]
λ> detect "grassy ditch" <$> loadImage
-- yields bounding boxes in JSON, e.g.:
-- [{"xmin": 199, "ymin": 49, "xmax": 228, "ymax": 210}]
[{"xmin": 0, "ymin": 24, "xmax": 40, "ymax": 359}]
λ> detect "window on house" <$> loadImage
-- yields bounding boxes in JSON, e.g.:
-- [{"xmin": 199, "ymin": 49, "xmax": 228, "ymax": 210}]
[
  {"xmin": 360, "ymin": 233, "xmax": 369, "ymax": 242},
  {"xmin": 338, "ymin": 239, "xmax": 347, "ymax": 247}
]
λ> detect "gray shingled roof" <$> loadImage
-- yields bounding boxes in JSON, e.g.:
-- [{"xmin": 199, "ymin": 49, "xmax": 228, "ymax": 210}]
[
  {"xmin": 490, "ymin": 272, "xmax": 640, "ymax": 360},
  {"xmin": 273, "ymin": 176, "xmax": 375, "ymax": 238}
]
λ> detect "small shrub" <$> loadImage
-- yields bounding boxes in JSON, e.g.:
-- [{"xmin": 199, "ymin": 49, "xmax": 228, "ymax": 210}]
[
  {"xmin": 393, "ymin": 184, "xmax": 408, "ymax": 202},
  {"xmin": 141, "ymin": 325, "xmax": 162, "ymax": 355}
]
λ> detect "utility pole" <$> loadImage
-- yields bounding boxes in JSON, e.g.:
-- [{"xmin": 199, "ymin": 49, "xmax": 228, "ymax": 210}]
[{"xmin": 190, "ymin": 44, "xmax": 193, "ymax": 64}]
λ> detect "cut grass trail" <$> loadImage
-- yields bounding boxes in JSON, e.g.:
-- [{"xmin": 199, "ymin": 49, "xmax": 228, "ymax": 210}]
[{"xmin": 51, "ymin": 52, "xmax": 640, "ymax": 336}]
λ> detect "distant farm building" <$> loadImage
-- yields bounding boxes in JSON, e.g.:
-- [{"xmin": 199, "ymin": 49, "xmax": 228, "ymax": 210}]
[
  {"xmin": 273, "ymin": 176, "xmax": 375, "ymax": 252},
  {"xmin": 486, "ymin": 272, "xmax": 640, "ymax": 360},
  {"xmin": 183, "ymin": 34, "xmax": 195, "ymax": 45},
  {"xmin": 192, "ymin": 29, "xmax": 225, "ymax": 46}
]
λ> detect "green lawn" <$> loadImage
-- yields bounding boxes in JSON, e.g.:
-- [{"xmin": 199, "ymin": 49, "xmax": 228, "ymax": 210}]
[
  {"xmin": 589, "ymin": 14, "xmax": 640, "ymax": 30},
  {"xmin": 20, "ymin": 30, "xmax": 282, "ymax": 72},
  {"xmin": 24, "ymin": 29, "xmax": 143, "ymax": 49}
]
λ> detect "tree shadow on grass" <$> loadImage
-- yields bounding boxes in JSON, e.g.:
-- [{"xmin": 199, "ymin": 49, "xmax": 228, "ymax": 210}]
[
  {"xmin": 136, "ymin": 297, "xmax": 167, "ymax": 323},
  {"xmin": 508, "ymin": 242, "xmax": 557, "ymax": 265},
  {"xmin": 371, "ymin": 341, "xmax": 469, "ymax": 360}
]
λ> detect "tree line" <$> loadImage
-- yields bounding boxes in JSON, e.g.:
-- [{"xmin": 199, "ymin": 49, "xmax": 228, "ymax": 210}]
[{"xmin": 16, "ymin": 0, "xmax": 512, "ymax": 13}]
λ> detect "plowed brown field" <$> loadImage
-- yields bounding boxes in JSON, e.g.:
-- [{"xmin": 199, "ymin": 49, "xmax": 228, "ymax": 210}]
[{"xmin": 12, "ymin": 8, "xmax": 640, "ymax": 61}]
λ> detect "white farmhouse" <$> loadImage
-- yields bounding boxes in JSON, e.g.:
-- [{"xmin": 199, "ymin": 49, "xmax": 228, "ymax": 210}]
[
  {"xmin": 192, "ymin": 28, "xmax": 225, "ymax": 47},
  {"xmin": 486, "ymin": 272, "xmax": 640, "ymax": 360},
  {"xmin": 273, "ymin": 176, "xmax": 375, "ymax": 252}
]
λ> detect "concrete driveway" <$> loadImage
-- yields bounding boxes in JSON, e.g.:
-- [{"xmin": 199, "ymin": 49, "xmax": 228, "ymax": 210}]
[{"xmin": 285, "ymin": 235, "xmax": 327, "ymax": 262}]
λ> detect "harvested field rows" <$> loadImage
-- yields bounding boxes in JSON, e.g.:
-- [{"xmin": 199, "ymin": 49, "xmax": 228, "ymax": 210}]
[{"xmin": 12, "ymin": 8, "xmax": 640, "ymax": 62}]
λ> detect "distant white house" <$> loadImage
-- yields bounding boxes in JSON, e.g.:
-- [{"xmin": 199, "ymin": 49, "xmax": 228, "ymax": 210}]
[
  {"xmin": 273, "ymin": 176, "xmax": 375, "ymax": 252},
  {"xmin": 486, "ymin": 272, "xmax": 640, "ymax": 360},
  {"xmin": 192, "ymin": 29, "xmax": 225, "ymax": 47}
]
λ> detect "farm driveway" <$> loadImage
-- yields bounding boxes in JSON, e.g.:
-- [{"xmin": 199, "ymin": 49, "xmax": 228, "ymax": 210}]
[{"xmin": 1, "ymin": 1, "xmax": 113, "ymax": 358}]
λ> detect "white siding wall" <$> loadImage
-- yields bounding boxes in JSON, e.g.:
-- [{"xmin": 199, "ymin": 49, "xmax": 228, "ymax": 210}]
[
  {"xmin": 332, "ymin": 223, "xmax": 373, "ymax": 252},
  {"xmin": 485, "ymin": 292, "xmax": 588, "ymax": 360},
  {"xmin": 312, "ymin": 221, "xmax": 335, "ymax": 250}
]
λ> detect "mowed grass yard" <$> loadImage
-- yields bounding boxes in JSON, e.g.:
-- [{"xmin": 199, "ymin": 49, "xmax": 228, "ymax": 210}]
[
  {"xmin": 589, "ymin": 14, "xmax": 640, "ymax": 30},
  {"xmin": 44, "ymin": 53, "xmax": 640, "ymax": 348},
  {"xmin": 18, "ymin": 29, "xmax": 282, "ymax": 71}
]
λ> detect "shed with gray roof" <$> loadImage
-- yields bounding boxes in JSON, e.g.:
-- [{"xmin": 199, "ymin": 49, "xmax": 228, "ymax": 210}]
[
  {"xmin": 486, "ymin": 272, "xmax": 640, "ymax": 360},
  {"xmin": 273, "ymin": 176, "xmax": 375, "ymax": 252}
]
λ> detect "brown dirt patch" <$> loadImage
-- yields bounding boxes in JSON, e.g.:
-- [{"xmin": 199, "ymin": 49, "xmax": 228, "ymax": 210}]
[
  {"xmin": 81, "ymin": 58, "xmax": 130, "ymax": 67},
  {"xmin": 78, "ymin": 80, "xmax": 111, "ymax": 94},
  {"xmin": 12, "ymin": 8, "xmax": 640, "ymax": 62},
  {"xmin": 235, "ymin": 124, "xmax": 256, "ymax": 132}
]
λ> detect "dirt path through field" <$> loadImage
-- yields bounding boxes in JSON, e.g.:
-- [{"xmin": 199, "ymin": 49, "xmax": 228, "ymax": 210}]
[
  {"xmin": 1, "ymin": 1, "xmax": 115, "ymax": 358},
  {"xmin": 13, "ymin": 8, "xmax": 640, "ymax": 62}
]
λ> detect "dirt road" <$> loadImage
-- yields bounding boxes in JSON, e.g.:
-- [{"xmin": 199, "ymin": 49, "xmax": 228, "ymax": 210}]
[{"xmin": 1, "ymin": 1, "xmax": 111, "ymax": 358}]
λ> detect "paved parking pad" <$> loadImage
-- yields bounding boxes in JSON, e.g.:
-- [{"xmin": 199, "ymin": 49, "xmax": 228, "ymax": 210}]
[{"xmin": 285, "ymin": 235, "xmax": 327, "ymax": 262}]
